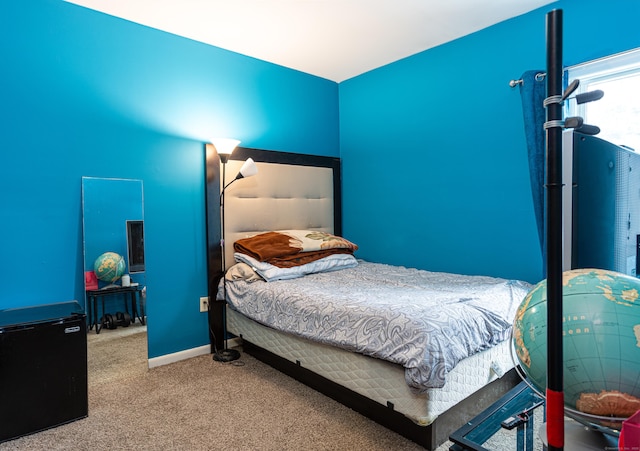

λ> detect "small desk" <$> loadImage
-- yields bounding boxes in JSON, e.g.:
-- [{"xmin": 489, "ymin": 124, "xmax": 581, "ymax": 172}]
[
  {"xmin": 86, "ymin": 286, "xmax": 145, "ymax": 334},
  {"xmin": 449, "ymin": 380, "xmax": 544, "ymax": 451}
]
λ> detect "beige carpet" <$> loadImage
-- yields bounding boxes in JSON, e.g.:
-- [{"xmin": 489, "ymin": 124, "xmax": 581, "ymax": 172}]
[
  {"xmin": 2, "ymin": 329, "xmax": 545, "ymax": 450},
  {"xmin": 86, "ymin": 323, "xmax": 149, "ymax": 386}
]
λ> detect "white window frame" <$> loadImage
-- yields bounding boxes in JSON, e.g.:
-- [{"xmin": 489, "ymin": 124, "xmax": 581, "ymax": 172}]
[{"xmin": 565, "ymin": 47, "xmax": 640, "ymax": 150}]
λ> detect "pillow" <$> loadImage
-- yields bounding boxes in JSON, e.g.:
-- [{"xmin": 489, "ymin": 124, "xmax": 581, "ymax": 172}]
[
  {"xmin": 277, "ymin": 230, "xmax": 358, "ymax": 253},
  {"xmin": 234, "ymin": 252, "xmax": 358, "ymax": 282},
  {"xmin": 217, "ymin": 263, "xmax": 263, "ymax": 300},
  {"xmin": 225, "ymin": 262, "xmax": 263, "ymax": 282}
]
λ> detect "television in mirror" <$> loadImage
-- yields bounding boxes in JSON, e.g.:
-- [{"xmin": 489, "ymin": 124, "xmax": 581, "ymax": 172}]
[{"xmin": 126, "ymin": 220, "xmax": 145, "ymax": 273}]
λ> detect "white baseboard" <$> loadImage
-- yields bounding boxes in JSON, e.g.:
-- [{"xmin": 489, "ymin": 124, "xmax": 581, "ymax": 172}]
[
  {"xmin": 148, "ymin": 345, "xmax": 210, "ymax": 368},
  {"xmin": 147, "ymin": 338, "xmax": 241, "ymax": 368}
]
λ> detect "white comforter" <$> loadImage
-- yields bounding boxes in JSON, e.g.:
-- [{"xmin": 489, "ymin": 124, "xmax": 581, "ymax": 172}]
[{"xmin": 222, "ymin": 261, "xmax": 532, "ymax": 392}]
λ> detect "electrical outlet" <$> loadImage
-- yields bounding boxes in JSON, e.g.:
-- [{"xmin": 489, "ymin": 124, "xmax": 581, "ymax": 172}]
[{"xmin": 200, "ymin": 296, "xmax": 209, "ymax": 313}]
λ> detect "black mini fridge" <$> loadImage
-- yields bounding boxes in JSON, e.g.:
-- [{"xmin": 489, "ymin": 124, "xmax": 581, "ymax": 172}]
[{"xmin": 0, "ymin": 301, "xmax": 88, "ymax": 442}]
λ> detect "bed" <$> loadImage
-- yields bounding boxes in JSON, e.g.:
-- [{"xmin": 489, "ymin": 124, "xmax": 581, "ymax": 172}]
[{"xmin": 204, "ymin": 147, "xmax": 531, "ymax": 449}]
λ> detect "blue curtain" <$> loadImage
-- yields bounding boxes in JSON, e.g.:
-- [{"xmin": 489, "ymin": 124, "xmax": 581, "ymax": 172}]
[{"xmin": 518, "ymin": 70, "xmax": 547, "ymax": 275}]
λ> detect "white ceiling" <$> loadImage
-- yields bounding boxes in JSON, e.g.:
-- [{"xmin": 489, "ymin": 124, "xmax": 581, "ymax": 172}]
[{"xmin": 65, "ymin": 0, "xmax": 555, "ymax": 82}]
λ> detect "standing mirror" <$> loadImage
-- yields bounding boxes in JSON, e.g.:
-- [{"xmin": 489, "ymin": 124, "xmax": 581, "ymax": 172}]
[{"xmin": 81, "ymin": 177, "xmax": 147, "ymax": 362}]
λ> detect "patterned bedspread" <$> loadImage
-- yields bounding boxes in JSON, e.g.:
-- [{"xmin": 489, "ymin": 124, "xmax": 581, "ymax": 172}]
[{"xmin": 223, "ymin": 261, "xmax": 532, "ymax": 392}]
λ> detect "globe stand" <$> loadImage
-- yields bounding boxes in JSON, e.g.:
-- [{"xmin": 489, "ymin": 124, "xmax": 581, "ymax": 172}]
[{"xmin": 539, "ymin": 420, "xmax": 619, "ymax": 450}]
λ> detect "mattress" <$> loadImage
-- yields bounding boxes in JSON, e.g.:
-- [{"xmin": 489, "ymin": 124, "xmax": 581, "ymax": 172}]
[
  {"xmin": 227, "ymin": 306, "xmax": 516, "ymax": 426},
  {"xmin": 223, "ymin": 260, "xmax": 531, "ymax": 391}
]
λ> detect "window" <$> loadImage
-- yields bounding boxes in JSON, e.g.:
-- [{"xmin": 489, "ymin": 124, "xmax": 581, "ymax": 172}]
[
  {"xmin": 564, "ymin": 48, "xmax": 640, "ymax": 277},
  {"xmin": 566, "ymin": 48, "xmax": 640, "ymax": 151}
]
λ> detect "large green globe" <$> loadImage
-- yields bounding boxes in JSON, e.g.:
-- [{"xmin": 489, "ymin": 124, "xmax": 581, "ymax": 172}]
[
  {"xmin": 93, "ymin": 252, "xmax": 126, "ymax": 283},
  {"xmin": 513, "ymin": 268, "xmax": 640, "ymax": 429}
]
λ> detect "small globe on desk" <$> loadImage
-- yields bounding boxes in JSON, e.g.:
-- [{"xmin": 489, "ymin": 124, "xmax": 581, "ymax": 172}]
[
  {"xmin": 93, "ymin": 252, "xmax": 126, "ymax": 283},
  {"xmin": 513, "ymin": 268, "xmax": 640, "ymax": 430}
]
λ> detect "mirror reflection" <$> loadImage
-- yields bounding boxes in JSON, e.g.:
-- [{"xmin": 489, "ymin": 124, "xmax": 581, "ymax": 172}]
[{"xmin": 81, "ymin": 177, "xmax": 147, "ymax": 356}]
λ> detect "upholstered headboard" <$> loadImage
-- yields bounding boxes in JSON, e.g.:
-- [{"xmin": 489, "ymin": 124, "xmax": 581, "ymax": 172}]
[
  {"xmin": 222, "ymin": 160, "xmax": 336, "ymax": 269},
  {"xmin": 205, "ymin": 146, "xmax": 341, "ymax": 350}
]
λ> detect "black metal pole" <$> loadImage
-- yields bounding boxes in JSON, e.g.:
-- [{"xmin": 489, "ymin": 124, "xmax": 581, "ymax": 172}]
[{"xmin": 545, "ymin": 8, "xmax": 564, "ymax": 451}]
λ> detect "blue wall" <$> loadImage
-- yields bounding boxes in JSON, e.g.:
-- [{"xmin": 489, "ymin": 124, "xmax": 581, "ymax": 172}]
[
  {"xmin": 0, "ymin": 1, "xmax": 338, "ymax": 358},
  {"xmin": 2, "ymin": 0, "xmax": 638, "ymax": 360},
  {"xmin": 339, "ymin": 0, "xmax": 640, "ymax": 284}
]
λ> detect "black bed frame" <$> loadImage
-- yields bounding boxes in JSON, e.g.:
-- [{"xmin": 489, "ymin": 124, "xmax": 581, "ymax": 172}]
[
  {"xmin": 204, "ymin": 146, "xmax": 519, "ymax": 449},
  {"xmin": 243, "ymin": 340, "xmax": 519, "ymax": 449}
]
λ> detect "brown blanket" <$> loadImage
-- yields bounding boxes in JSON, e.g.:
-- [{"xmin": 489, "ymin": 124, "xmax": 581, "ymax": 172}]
[{"xmin": 234, "ymin": 231, "xmax": 356, "ymax": 268}]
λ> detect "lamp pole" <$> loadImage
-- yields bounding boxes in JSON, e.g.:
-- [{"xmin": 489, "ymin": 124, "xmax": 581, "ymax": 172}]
[
  {"xmin": 214, "ymin": 157, "xmax": 241, "ymax": 362},
  {"xmin": 213, "ymin": 155, "xmax": 257, "ymax": 362}
]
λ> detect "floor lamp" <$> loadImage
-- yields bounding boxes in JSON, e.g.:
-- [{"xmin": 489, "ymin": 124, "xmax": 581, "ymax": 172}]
[{"xmin": 210, "ymin": 139, "xmax": 258, "ymax": 362}]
